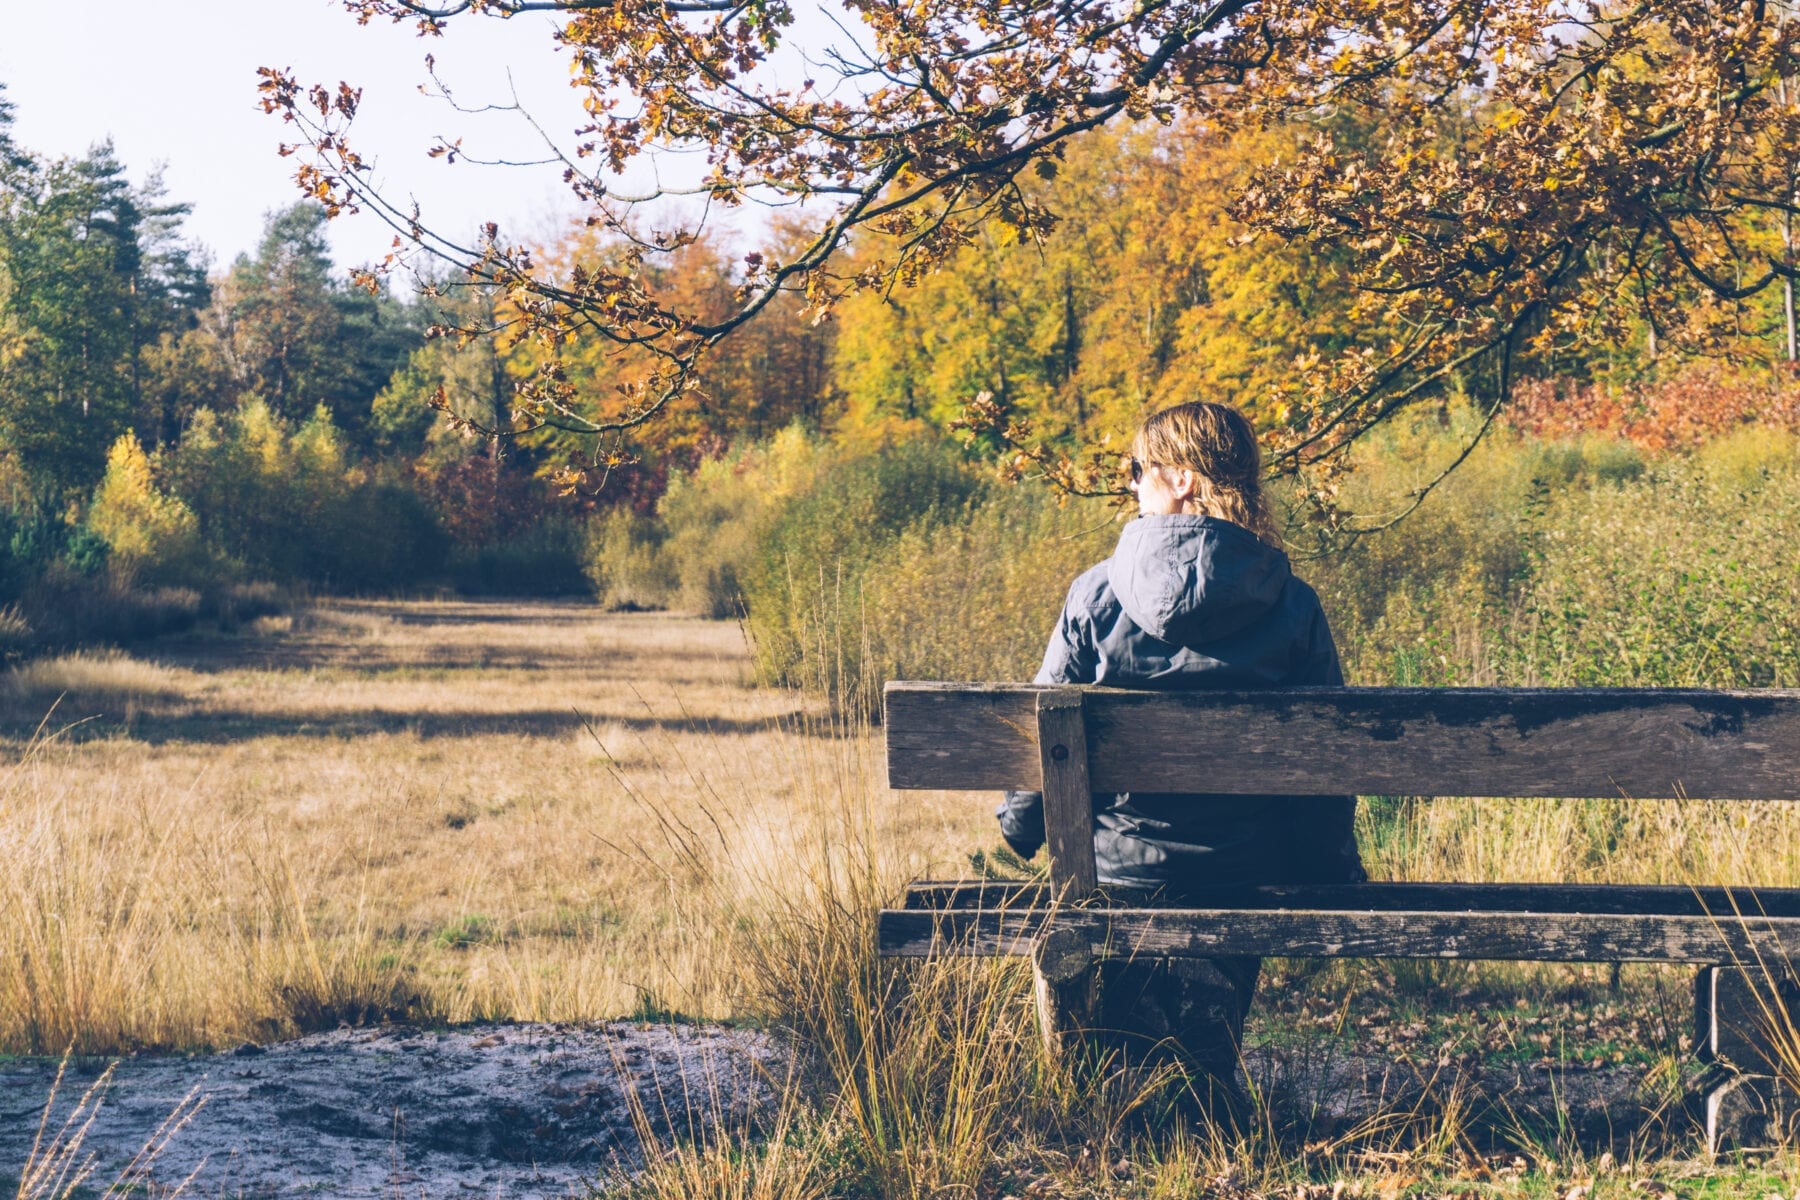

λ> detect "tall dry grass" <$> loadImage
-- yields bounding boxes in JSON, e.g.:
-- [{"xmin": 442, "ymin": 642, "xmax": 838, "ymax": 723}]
[
  {"xmin": 0, "ymin": 601, "xmax": 993, "ymax": 1054},
  {"xmin": 616, "ymin": 701, "xmax": 1059, "ymax": 1196},
  {"xmin": 0, "ymin": 731, "xmax": 438, "ymax": 1053},
  {"xmin": 1360, "ymin": 793, "xmax": 1800, "ymax": 890},
  {"xmin": 0, "ymin": 600, "xmax": 1331, "ymax": 1195},
  {"xmin": 6, "ymin": 597, "xmax": 1786, "ymax": 1192}
]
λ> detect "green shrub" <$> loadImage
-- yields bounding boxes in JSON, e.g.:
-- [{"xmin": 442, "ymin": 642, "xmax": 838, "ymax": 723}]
[
  {"xmin": 1500, "ymin": 454, "xmax": 1800, "ymax": 687},
  {"xmin": 583, "ymin": 509, "xmax": 676, "ymax": 610},
  {"xmin": 712, "ymin": 405, "xmax": 1800, "ymax": 713},
  {"xmin": 449, "ymin": 517, "xmax": 592, "ymax": 597},
  {"xmin": 1297, "ymin": 412, "xmax": 1636, "ymax": 679},
  {"xmin": 161, "ymin": 401, "xmax": 450, "ymax": 592},
  {"xmin": 740, "ymin": 440, "xmax": 984, "ymax": 711},
  {"xmin": 1277, "ymin": 412, "xmax": 1800, "ymax": 690},
  {"xmin": 658, "ymin": 426, "xmax": 828, "ymax": 618},
  {"xmin": 858, "ymin": 485, "xmax": 1113, "ymax": 685},
  {"xmin": 4, "ymin": 499, "xmax": 109, "ymax": 591}
]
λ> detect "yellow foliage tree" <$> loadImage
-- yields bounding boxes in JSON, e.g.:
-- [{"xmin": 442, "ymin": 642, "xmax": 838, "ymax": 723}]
[
  {"xmin": 829, "ymin": 121, "xmax": 1373, "ymax": 449},
  {"xmin": 87, "ymin": 433, "xmax": 201, "ymax": 584}
]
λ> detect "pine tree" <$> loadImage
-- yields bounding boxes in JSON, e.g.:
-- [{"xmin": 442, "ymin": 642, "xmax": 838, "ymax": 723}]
[
  {"xmin": 0, "ymin": 140, "xmax": 142, "ymax": 493},
  {"xmin": 210, "ymin": 201, "xmax": 419, "ymax": 442}
]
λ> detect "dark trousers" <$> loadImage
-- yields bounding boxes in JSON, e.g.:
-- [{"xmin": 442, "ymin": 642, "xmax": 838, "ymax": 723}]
[
  {"xmin": 1079, "ymin": 953, "xmax": 1260, "ymax": 1122},
  {"xmin": 1080, "ymin": 881, "xmax": 1267, "ymax": 1086}
]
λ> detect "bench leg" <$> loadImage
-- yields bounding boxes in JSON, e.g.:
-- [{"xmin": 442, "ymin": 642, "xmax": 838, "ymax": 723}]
[
  {"xmin": 1032, "ymin": 926, "xmax": 1095, "ymax": 1058},
  {"xmin": 1695, "ymin": 964, "xmax": 1800, "ymax": 1152}
]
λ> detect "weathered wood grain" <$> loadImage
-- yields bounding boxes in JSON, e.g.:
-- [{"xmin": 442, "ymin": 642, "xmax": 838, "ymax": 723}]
[
  {"xmin": 1036, "ymin": 690, "xmax": 1098, "ymax": 899},
  {"xmin": 899, "ymin": 880, "xmax": 1800, "ymax": 918},
  {"xmin": 1032, "ymin": 926, "xmax": 1095, "ymax": 1059},
  {"xmin": 884, "ymin": 683, "xmax": 1800, "ymax": 799},
  {"xmin": 902, "ymin": 880, "xmax": 1049, "ymax": 910},
  {"xmin": 877, "ymin": 905, "xmax": 1800, "ymax": 963},
  {"xmin": 884, "ymin": 684, "xmax": 1041, "ymax": 789}
]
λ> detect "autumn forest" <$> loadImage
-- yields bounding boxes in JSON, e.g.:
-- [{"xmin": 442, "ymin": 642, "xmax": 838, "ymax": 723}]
[{"xmin": 10, "ymin": 2, "xmax": 1800, "ymax": 1190}]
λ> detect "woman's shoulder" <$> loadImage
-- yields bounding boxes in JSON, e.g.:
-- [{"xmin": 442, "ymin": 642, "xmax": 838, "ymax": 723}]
[
  {"xmin": 1048, "ymin": 560, "xmax": 1124, "ymax": 634},
  {"xmin": 1280, "ymin": 570, "xmax": 1331, "ymax": 619},
  {"xmin": 1064, "ymin": 558, "xmax": 1119, "ymax": 612}
]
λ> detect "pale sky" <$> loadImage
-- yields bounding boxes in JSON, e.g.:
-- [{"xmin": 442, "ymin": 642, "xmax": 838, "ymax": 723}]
[{"xmin": 0, "ymin": 0, "xmax": 633, "ymax": 271}]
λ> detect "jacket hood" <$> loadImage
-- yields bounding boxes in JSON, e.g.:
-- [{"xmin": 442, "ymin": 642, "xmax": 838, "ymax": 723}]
[{"xmin": 1106, "ymin": 514, "xmax": 1291, "ymax": 646}]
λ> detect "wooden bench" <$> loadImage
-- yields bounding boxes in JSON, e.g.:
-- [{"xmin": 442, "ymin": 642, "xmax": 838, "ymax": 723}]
[{"xmin": 878, "ymin": 681, "xmax": 1800, "ymax": 1150}]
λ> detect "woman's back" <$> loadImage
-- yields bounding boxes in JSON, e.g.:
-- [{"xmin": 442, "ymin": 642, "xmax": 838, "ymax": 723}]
[{"xmin": 997, "ymin": 512, "xmax": 1362, "ymax": 890}]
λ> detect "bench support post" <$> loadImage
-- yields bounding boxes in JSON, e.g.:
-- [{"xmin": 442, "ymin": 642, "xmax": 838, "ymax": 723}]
[
  {"xmin": 1033, "ymin": 690, "xmax": 1098, "ymax": 1055},
  {"xmin": 1033, "ymin": 926, "xmax": 1096, "ymax": 1056},
  {"xmin": 1035, "ymin": 690, "xmax": 1097, "ymax": 901},
  {"xmin": 1696, "ymin": 964, "xmax": 1800, "ymax": 1152}
]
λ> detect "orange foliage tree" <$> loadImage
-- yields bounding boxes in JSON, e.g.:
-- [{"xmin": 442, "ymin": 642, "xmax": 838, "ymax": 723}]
[
  {"xmin": 261, "ymin": 0, "xmax": 1800, "ymax": 499},
  {"xmin": 493, "ymin": 219, "xmax": 834, "ymax": 496}
]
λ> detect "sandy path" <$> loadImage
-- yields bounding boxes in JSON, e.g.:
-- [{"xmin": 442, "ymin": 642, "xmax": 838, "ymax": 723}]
[{"xmin": 1, "ymin": 1021, "xmax": 782, "ymax": 1197}]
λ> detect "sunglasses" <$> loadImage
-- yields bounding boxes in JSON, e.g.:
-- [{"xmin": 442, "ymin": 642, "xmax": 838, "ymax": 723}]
[{"xmin": 1127, "ymin": 456, "xmax": 1149, "ymax": 485}]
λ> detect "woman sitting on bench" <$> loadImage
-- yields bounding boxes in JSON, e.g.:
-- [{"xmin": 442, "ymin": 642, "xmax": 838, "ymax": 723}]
[{"xmin": 996, "ymin": 400, "xmax": 1366, "ymax": 1116}]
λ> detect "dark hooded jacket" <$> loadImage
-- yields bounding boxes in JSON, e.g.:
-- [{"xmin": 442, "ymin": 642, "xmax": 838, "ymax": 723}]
[{"xmin": 997, "ymin": 514, "xmax": 1365, "ymax": 891}]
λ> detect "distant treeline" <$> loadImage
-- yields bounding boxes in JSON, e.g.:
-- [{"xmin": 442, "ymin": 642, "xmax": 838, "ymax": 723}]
[
  {"xmin": 0, "ymin": 84, "xmax": 602, "ymax": 651},
  {"xmin": 3, "ymin": 78, "xmax": 1798, "ymax": 658}
]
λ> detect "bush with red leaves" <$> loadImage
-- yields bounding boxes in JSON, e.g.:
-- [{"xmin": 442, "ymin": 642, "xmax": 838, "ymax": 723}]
[{"xmin": 1508, "ymin": 368, "xmax": 1800, "ymax": 453}]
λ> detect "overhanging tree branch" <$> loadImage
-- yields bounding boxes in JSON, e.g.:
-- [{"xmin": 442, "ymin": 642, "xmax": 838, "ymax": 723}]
[{"xmin": 262, "ymin": 0, "xmax": 1800, "ymax": 495}]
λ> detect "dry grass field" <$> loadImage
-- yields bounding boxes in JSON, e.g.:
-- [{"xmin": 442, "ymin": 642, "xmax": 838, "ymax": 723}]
[
  {"xmin": 10, "ymin": 598, "xmax": 1800, "ymax": 1059},
  {"xmin": 15, "ymin": 599, "xmax": 1800, "ymax": 1198},
  {"xmin": 0, "ymin": 600, "xmax": 991, "ymax": 1055}
]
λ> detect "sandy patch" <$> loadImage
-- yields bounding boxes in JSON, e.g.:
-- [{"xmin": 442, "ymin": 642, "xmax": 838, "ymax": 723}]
[{"xmin": 1, "ymin": 1021, "xmax": 784, "ymax": 1198}]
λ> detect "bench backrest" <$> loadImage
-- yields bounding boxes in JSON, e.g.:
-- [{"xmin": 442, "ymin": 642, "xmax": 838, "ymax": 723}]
[{"xmin": 884, "ymin": 682, "xmax": 1800, "ymax": 897}]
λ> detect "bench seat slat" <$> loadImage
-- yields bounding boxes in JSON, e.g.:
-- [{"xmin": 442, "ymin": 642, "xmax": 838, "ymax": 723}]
[
  {"xmin": 885, "ymin": 683, "xmax": 1800, "ymax": 799},
  {"xmin": 877, "ymin": 904, "xmax": 1800, "ymax": 964},
  {"xmin": 899, "ymin": 880, "xmax": 1800, "ymax": 918}
]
